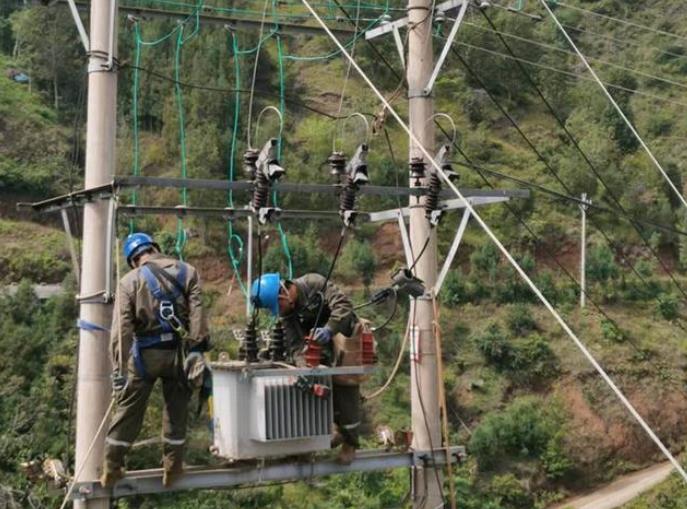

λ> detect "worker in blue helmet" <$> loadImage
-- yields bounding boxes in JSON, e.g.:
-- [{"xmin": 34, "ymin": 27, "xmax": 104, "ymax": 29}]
[
  {"xmin": 101, "ymin": 233, "xmax": 210, "ymax": 488},
  {"xmin": 251, "ymin": 272, "xmax": 361, "ymax": 464}
]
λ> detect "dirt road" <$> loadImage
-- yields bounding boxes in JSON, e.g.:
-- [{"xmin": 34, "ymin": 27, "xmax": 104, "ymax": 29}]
[{"xmin": 551, "ymin": 462, "xmax": 673, "ymax": 509}]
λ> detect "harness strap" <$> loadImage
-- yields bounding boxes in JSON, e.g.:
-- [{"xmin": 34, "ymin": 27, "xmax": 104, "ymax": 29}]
[
  {"xmin": 140, "ymin": 262, "xmax": 188, "ymax": 334},
  {"xmin": 131, "ymin": 333, "xmax": 177, "ymax": 378}
]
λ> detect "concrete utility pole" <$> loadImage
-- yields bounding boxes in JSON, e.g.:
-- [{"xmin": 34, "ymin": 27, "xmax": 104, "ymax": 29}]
[
  {"xmin": 580, "ymin": 192, "xmax": 588, "ymax": 309},
  {"xmin": 74, "ymin": 0, "xmax": 117, "ymax": 507},
  {"xmin": 407, "ymin": 1, "xmax": 443, "ymax": 506}
]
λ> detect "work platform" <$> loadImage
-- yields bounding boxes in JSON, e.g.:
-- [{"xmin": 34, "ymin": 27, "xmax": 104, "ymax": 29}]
[{"xmin": 69, "ymin": 446, "xmax": 465, "ymax": 501}]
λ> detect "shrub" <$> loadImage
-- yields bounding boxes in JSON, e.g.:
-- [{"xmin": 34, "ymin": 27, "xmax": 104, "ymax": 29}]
[
  {"xmin": 511, "ymin": 334, "xmax": 559, "ymax": 384},
  {"xmin": 587, "ymin": 245, "xmax": 619, "ymax": 283},
  {"xmin": 488, "ymin": 474, "xmax": 533, "ymax": 509},
  {"xmin": 506, "ymin": 304, "xmax": 537, "ymax": 336},
  {"xmin": 262, "ymin": 228, "xmax": 329, "ymax": 276},
  {"xmin": 338, "ymin": 239, "xmax": 376, "ymax": 288},
  {"xmin": 601, "ymin": 318, "xmax": 625, "ymax": 343},
  {"xmin": 442, "ymin": 270, "xmax": 467, "ymax": 305},
  {"xmin": 542, "ymin": 432, "xmax": 574, "ymax": 480},
  {"xmin": 469, "ymin": 397, "xmax": 569, "ymax": 470},
  {"xmin": 474, "ymin": 323, "xmax": 513, "ymax": 369},
  {"xmin": 657, "ymin": 294, "xmax": 679, "ymax": 321}
]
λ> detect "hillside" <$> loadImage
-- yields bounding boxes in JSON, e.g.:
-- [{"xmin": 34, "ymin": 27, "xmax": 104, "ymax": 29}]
[{"xmin": 4, "ymin": 0, "xmax": 687, "ymax": 508}]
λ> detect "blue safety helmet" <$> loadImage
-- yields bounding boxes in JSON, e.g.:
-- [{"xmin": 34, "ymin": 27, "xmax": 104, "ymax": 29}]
[
  {"xmin": 251, "ymin": 273, "xmax": 281, "ymax": 316},
  {"xmin": 123, "ymin": 232, "xmax": 159, "ymax": 267}
]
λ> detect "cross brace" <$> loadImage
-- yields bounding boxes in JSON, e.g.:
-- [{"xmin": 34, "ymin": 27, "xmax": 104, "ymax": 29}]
[{"xmin": 70, "ymin": 446, "xmax": 465, "ymax": 501}]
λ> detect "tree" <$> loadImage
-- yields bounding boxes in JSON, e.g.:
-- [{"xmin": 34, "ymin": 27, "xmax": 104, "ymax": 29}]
[
  {"xmin": 10, "ymin": 6, "xmax": 82, "ymax": 117},
  {"xmin": 339, "ymin": 239, "xmax": 376, "ymax": 289}
]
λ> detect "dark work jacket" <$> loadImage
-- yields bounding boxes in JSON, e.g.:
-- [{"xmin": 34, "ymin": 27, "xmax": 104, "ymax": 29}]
[{"xmin": 279, "ymin": 273, "xmax": 356, "ymax": 358}]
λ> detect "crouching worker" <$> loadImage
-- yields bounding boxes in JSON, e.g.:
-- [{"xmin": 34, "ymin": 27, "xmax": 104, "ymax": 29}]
[
  {"xmin": 101, "ymin": 233, "xmax": 210, "ymax": 488},
  {"xmin": 251, "ymin": 273, "xmax": 362, "ymax": 465}
]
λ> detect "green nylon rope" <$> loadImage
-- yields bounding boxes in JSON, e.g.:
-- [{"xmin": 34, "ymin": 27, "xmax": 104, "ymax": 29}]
[{"xmin": 227, "ymin": 32, "xmax": 249, "ymax": 297}]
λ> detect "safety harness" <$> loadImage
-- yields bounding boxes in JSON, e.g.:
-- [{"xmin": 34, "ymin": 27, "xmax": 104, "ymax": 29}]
[{"xmin": 132, "ymin": 261, "xmax": 188, "ymax": 378}]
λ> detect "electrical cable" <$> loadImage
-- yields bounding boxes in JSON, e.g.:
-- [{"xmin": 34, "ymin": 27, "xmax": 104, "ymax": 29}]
[
  {"xmin": 328, "ymin": 0, "xmax": 404, "ymax": 82},
  {"xmin": 272, "ymin": 23, "xmax": 295, "ymax": 280},
  {"xmin": 451, "ymin": 41, "xmax": 687, "ymax": 110},
  {"xmin": 538, "ymin": 0, "xmax": 687, "ymax": 213},
  {"xmin": 557, "ymin": 21, "xmax": 687, "ymax": 62},
  {"xmin": 371, "ymin": 289, "xmax": 399, "ymax": 331},
  {"xmin": 331, "ymin": 0, "xmax": 362, "ymax": 151},
  {"xmin": 121, "ymin": 63, "xmax": 353, "ymax": 119},
  {"xmin": 226, "ymin": 32, "xmax": 249, "ymax": 298},
  {"xmin": 437, "ymin": 119, "xmax": 687, "ymax": 395},
  {"xmin": 408, "ymin": 234, "xmax": 431, "ymax": 273},
  {"xmin": 554, "ymin": 1, "xmax": 687, "ymax": 44},
  {"xmin": 246, "ymin": 0, "xmax": 271, "ymax": 150},
  {"xmin": 461, "ymin": 20, "xmax": 687, "ymax": 92},
  {"xmin": 452, "ymin": 42, "xmax": 687, "ymax": 331},
  {"xmin": 312, "ymin": 226, "xmax": 347, "ymax": 330},
  {"xmin": 475, "ymin": 9, "xmax": 687, "ymax": 306},
  {"xmin": 362, "ymin": 315, "xmax": 409, "ymax": 400},
  {"xmin": 409, "ymin": 302, "xmax": 446, "ymax": 507},
  {"xmin": 58, "ymin": 399, "xmax": 115, "ymax": 509},
  {"xmin": 300, "ymin": 0, "xmax": 687, "ymax": 480},
  {"xmin": 448, "ymin": 159, "xmax": 687, "ymax": 238},
  {"xmin": 488, "ymin": 2, "xmax": 687, "ymax": 63}
]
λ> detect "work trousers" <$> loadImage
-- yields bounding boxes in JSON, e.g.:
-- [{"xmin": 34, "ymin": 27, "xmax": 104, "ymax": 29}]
[
  {"xmin": 103, "ymin": 348, "xmax": 190, "ymax": 473},
  {"xmin": 333, "ymin": 384, "xmax": 361, "ymax": 447}
]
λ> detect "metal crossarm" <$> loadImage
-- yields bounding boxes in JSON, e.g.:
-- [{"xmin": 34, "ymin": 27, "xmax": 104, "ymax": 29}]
[
  {"xmin": 57, "ymin": 0, "xmax": 357, "ymax": 37},
  {"xmin": 69, "ymin": 447, "xmax": 466, "ymax": 501},
  {"xmin": 19, "ymin": 177, "xmax": 529, "ymax": 213}
]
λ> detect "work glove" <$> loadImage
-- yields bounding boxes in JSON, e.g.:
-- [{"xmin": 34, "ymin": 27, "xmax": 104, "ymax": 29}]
[
  {"xmin": 111, "ymin": 373, "xmax": 127, "ymax": 393},
  {"xmin": 184, "ymin": 352, "xmax": 206, "ymax": 389},
  {"xmin": 312, "ymin": 326, "xmax": 333, "ymax": 345}
]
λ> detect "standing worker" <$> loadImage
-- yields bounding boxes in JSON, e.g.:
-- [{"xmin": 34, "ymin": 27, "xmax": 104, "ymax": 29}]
[
  {"xmin": 251, "ymin": 272, "xmax": 362, "ymax": 464},
  {"xmin": 101, "ymin": 233, "xmax": 210, "ymax": 488}
]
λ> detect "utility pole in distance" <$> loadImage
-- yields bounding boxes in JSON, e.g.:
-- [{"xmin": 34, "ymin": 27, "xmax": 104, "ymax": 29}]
[
  {"xmin": 580, "ymin": 192, "xmax": 589, "ymax": 309},
  {"xmin": 74, "ymin": 0, "xmax": 117, "ymax": 507},
  {"xmin": 407, "ymin": 0, "xmax": 443, "ymax": 506}
]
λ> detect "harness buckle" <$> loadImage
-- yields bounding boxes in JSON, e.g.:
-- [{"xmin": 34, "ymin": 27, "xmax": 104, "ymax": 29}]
[{"xmin": 159, "ymin": 301, "xmax": 188, "ymax": 338}]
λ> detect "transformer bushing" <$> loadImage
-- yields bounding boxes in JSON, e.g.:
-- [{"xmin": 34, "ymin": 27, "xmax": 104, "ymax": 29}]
[
  {"xmin": 240, "ymin": 320, "xmax": 259, "ymax": 363},
  {"xmin": 269, "ymin": 323, "xmax": 286, "ymax": 361}
]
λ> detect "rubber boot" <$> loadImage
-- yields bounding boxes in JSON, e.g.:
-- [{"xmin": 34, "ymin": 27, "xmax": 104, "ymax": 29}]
[
  {"xmin": 336, "ymin": 443, "xmax": 356, "ymax": 465},
  {"xmin": 330, "ymin": 430, "xmax": 345, "ymax": 448},
  {"xmin": 163, "ymin": 462, "xmax": 184, "ymax": 487},
  {"xmin": 100, "ymin": 466, "xmax": 125, "ymax": 488}
]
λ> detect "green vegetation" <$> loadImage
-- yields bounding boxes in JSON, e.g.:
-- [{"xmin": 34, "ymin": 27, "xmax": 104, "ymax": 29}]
[{"xmin": 4, "ymin": 0, "xmax": 687, "ymax": 507}]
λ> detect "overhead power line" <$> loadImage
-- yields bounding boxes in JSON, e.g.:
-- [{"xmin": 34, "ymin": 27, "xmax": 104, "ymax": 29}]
[
  {"xmin": 555, "ymin": 1, "xmax": 687, "ymax": 44},
  {"xmin": 477, "ymin": 8, "xmax": 687, "ymax": 306},
  {"xmin": 539, "ymin": 0, "xmax": 687, "ymax": 213},
  {"xmin": 462, "ymin": 21, "xmax": 687, "ymax": 91},
  {"xmin": 453, "ymin": 40, "xmax": 687, "ymax": 317},
  {"xmin": 455, "ymin": 41, "xmax": 687, "ymax": 109},
  {"xmin": 558, "ymin": 21, "xmax": 687, "ymax": 62},
  {"xmin": 301, "ymin": 0, "xmax": 687, "ymax": 483},
  {"xmin": 121, "ymin": 63, "xmax": 354, "ymax": 119}
]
